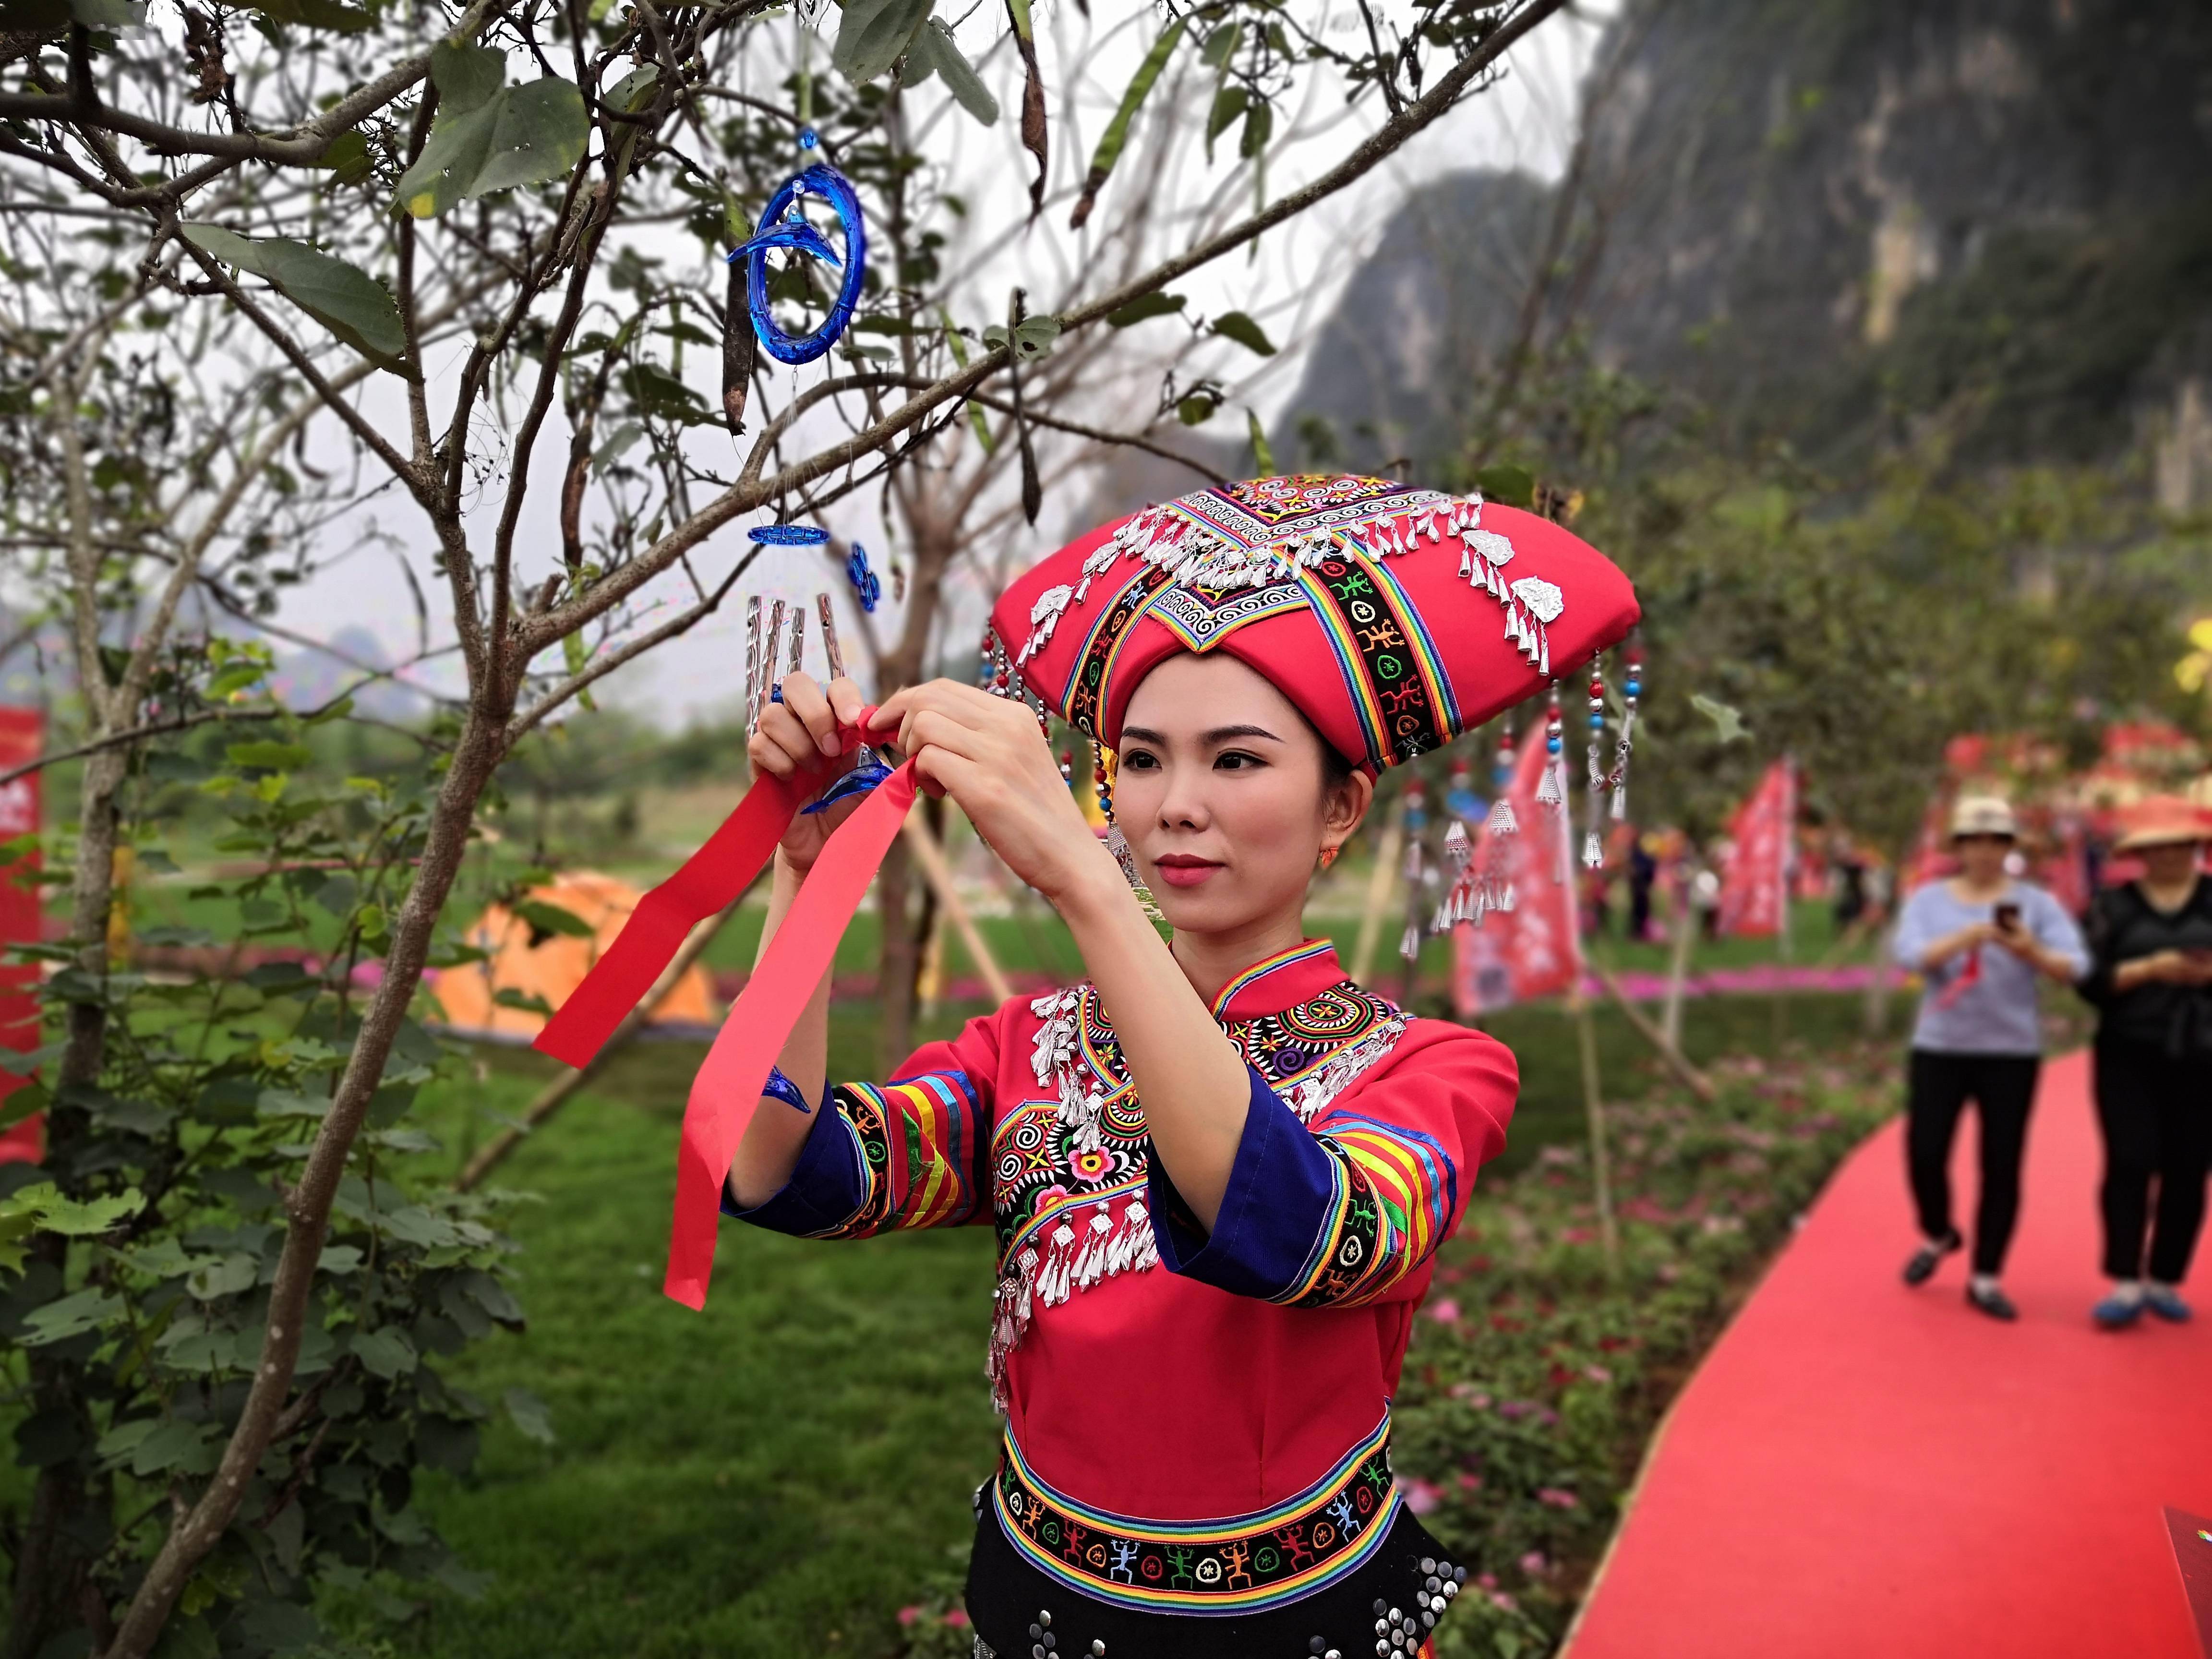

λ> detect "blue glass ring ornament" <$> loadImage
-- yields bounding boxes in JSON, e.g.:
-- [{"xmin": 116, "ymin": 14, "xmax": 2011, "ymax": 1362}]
[
  {"xmin": 845, "ymin": 543, "xmax": 881, "ymax": 613},
  {"xmin": 748, "ymin": 523, "xmax": 830, "ymax": 546},
  {"xmin": 729, "ymin": 138, "xmax": 867, "ymax": 367}
]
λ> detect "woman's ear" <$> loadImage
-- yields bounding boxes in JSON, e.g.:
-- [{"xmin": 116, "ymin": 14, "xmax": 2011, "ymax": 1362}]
[{"xmin": 1325, "ymin": 770, "xmax": 1374, "ymax": 845}]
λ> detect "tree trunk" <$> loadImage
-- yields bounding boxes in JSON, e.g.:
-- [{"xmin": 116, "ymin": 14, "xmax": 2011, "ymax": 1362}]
[
  {"xmin": 5, "ymin": 745, "xmax": 127, "ymax": 1659},
  {"xmin": 102, "ymin": 704, "xmax": 509, "ymax": 1659}
]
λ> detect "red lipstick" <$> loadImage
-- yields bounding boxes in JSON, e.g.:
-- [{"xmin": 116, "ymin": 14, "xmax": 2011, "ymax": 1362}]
[{"xmin": 1152, "ymin": 854, "xmax": 1224, "ymax": 889}]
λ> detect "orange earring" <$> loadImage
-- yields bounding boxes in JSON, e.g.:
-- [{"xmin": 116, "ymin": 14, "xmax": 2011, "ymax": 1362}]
[{"xmin": 1318, "ymin": 844, "xmax": 1340, "ymax": 871}]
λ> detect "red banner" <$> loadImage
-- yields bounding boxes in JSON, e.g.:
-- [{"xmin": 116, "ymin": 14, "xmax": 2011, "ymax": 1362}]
[
  {"xmin": 0, "ymin": 709, "xmax": 41, "ymax": 1165},
  {"xmin": 1719, "ymin": 759, "xmax": 1795, "ymax": 938},
  {"xmin": 1452, "ymin": 735, "xmax": 1583, "ymax": 1014}
]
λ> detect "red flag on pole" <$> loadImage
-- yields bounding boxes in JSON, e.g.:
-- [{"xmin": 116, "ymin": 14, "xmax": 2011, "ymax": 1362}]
[
  {"xmin": 0, "ymin": 709, "xmax": 42, "ymax": 1165},
  {"xmin": 1719, "ymin": 759, "xmax": 1796, "ymax": 939},
  {"xmin": 1452, "ymin": 733, "xmax": 1584, "ymax": 1014}
]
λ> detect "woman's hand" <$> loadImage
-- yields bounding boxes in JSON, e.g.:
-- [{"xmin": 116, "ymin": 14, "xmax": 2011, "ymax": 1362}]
[
  {"xmin": 2117, "ymin": 949, "xmax": 2193, "ymax": 991},
  {"xmin": 871, "ymin": 680, "xmax": 1117, "ymax": 905},
  {"xmin": 1922, "ymin": 922, "xmax": 1996, "ymax": 972},
  {"xmin": 748, "ymin": 672, "xmax": 868, "ymax": 873}
]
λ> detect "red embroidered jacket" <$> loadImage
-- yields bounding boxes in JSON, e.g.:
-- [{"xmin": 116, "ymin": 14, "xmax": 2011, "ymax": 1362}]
[{"xmin": 727, "ymin": 940, "xmax": 1515, "ymax": 1527}]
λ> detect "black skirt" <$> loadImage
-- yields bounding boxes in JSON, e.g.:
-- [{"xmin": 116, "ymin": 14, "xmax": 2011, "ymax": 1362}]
[{"xmin": 964, "ymin": 1491, "xmax": 1471, "ymax": 1659}]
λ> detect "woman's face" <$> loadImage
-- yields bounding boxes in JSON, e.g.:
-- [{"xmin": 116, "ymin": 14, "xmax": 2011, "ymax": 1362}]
[
  {"xmin": 1112, "ymin": 653, "xmax": 1370, "ymax": 938},
  {"xmin": 1955, "ymin": 833, "xmax": 2012, "ymax": 884},
  {"xmin": 2139, "ymin": 841, "xmax": 2201, "ymax": 886}
]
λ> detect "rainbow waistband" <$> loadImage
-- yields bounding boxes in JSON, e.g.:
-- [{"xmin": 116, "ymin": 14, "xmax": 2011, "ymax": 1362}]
[{"xmin": 992, "ymin": 1415, "xmax": 1401, "ymax": 1614}]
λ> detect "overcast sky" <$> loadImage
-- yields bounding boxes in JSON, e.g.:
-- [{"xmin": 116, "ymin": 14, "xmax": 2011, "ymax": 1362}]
[{"xmin": 269, "ymin": 3, "xmax": 1615, "ymax": 730}]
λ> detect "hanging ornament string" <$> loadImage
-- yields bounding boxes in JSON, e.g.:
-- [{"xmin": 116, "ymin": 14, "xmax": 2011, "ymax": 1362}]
[
  {"xmin": 730, "ymin": 128, "xmax": 867, "ymax": 365},
  {"xmin": 1609, "ymin": 642, "xmax": 1642, "ymax": 820}
]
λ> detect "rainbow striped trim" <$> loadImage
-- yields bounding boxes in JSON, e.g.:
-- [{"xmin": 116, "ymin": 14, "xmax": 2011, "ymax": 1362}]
[
  {"xmin": 1297, "ymin": 549, "xmax": 1454, "ymax": 769},
  {"xmin": 1210, "ymin": 939, "xmax": 1337, "ymax": 1018},
  {"xmin": 1308, "ymin": 1113, "xmax": 1457, "ymax": 1306},
  {"xmin": 993, "ymin": 1413, "xmax": 1401, "ymax": 1613},
  {"xmin": 842, "ymin": 1071, "xmax": 982, "ymax": 1231}
]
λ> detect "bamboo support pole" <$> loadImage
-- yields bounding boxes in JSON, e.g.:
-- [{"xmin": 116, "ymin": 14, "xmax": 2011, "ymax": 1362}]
[
  {"xmin": 1587, "ymin": 962, "xmax": 1718, "ymax": 1103},
  {"xmin": 456, "ymin": 894, "xmax": 745, "ymax": 1192},
  {"xmin": 900, "ymin": 808, "xmax": 1014, "ymax": 1006},
  {"xmin": 1575, "ymin": 997, "xmax": 1622, "ymax": 1280}
]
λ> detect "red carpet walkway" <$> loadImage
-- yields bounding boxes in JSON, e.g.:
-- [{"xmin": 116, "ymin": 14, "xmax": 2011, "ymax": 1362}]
[{"xmin": 1565, "ymin": 1050, "xmax": 2210, "ymax": 1659}]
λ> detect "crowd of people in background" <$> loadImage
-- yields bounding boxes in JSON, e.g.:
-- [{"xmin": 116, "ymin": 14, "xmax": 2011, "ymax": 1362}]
[{"xmin": 1568, "ymin": 792, "xmax": 2212, "ymax": 1331}]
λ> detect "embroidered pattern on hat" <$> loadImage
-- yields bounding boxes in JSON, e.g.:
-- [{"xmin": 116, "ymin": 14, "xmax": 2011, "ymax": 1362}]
[{"xmin": 1015, "ymin": 475, "xmax": 1562, "ymax": 683}]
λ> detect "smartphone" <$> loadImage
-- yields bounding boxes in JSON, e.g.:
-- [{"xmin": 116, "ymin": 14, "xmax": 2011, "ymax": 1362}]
[{"xmin": 1993, "ymin": 902, "xmax": 2021, "ymax": 931}]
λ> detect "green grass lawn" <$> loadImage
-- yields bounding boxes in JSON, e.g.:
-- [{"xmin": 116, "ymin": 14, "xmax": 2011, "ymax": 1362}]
[{"xmin": 395, "ymin": 977, "xmax": 1879, "ymax": 1658}]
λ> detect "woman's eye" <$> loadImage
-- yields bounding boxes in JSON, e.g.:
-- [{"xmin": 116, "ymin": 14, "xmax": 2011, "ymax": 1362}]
[
  {"xmin": 1215, "ymin": 751, "xmax": 1263, "ymax": 771},
  {"xmin": 1121, "ymin": 750, "xmax": 1159, "ymax": 771}
]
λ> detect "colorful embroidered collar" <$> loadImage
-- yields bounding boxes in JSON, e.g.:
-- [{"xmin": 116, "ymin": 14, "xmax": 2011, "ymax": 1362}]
[{"xmin": 1208, "ymin": 939, "xmax": 1350, "ymax": 1022}]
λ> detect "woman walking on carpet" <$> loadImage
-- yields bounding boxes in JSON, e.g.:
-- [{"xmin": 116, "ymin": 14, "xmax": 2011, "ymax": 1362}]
[
  {"xmin": 1892, "ymin": 796, "xmax": 2088, "ymax": 1321},
  {"xmin": 2077, "ymin": 796, "xmax": 2212, "ymax": 1330},
  {"xmin": 718, "ymin": 476, "xmax": 1637, "ymax": 1658}
]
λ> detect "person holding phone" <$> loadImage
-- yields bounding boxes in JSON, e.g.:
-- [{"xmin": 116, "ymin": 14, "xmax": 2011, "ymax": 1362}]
[
  {"xmin": 1891, "ymin": 797, "xmax": 2089, "ymax": 1319},
  {"xmin": 2076, "ymin": 796, "xmax": 2212, "ymax": 1329}
]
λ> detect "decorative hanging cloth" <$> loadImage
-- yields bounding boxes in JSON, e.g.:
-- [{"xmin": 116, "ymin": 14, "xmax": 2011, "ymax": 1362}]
[{"xmin": 534, "ymin": 715, "xmax": 914, "ymax": 1310}]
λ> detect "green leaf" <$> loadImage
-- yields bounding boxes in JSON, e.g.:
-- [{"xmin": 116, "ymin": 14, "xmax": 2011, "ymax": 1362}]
[
  {"xmin": 180, "ymin": 225, "xmax": 406, "ymax": 367},
  {"xmin": 1177, "ymin": 393, "xmax": 1218, "ymax": 426},
  {"xmin": 1472, "ymin": 462, "xmax": 1535, "ymax": 508},
  {"xmin": 431, "ymin": 38, "xmax": 505, "ymax": 117},
  {"xmin": 313, "ymin": 129, "xmax": 374, "ymax": 187},
  {"xmin": 1070, "ymin": 19, "xmax": 1184, "ymax": 229},
  {"xmin": 397, "ymin": 78, "xmax": 590, "ymax": 220},
  {"xmin": 223, "ymin": 738, "xmax": 313, "ymax": 771},
  {"xmin": 608, "ymin": 65, "xmax": 660, "ymax": 116},
  {"xmin": 186, "ymin": 1252, "xmax": 259, "ymax": 1301},
  {"xmin": 350, "ymin": 1326, "xmax": 418, "ymax": 1381},
  {"xmin": 1106, "ymin": 291, "xmax": 1185, "ymax": 328},
  {"xmin": 1691, "ymin": 692, "xmax": 1752, "ymax": 745},
  {"xmin": 1209, "ymin": 310, "xmax": 1275, "ymax": 356},
  {"xmin": 980, "ymin": 314, "xmax": 1060, "ymax": 361},
  {"xmin": 1247, "ymin": 407, "xmax": 1275, "ymax": 477},
  {"xmin": 833, "ymin": 0, "xmax": 934, "ymax": 86},
  {"xmin": 909, "ymin": 18, "xmax": 998, "ymax": 125},
  {"xmin": 511, "ymin": 897, "xmax": 594, "ymax": 939},
  {"xmin": 11, "ymin": 1180, "xmax": 146, "ymax": 1237},
  {"xmin": 1201, "ymin": 22, "xmax": 1240, "ymax": 70},
  {"xmin": 1206, "ymin": 84, "xmax": 1247, "ymax": 149},
  {"xmin": 1239, "ymin": 98, "xmax": 1273, "ymax": 160},
  {"xmin": 248, "ymin": 0, "xmax": 372, "ymax": 31},
  {"xmin": 22, "ymin": 1286, "xmax": 124, "ymax": 1345},
  {"xmin": 128, "ymin": 1419, "xmax": 222, "ymax": 1477},
  {"xmin": 493, "ymin": 987, "xmax": 556, "ymax": 1016},
  {"xmin": 71, "ymin": 0, "xmax": 146, "ymax": 23},
  {"xmin": 504, "ymin": 1385, "xmax": 555, "ymax": 1444}
]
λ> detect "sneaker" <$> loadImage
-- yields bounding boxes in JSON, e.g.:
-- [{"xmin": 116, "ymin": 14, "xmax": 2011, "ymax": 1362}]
[
  {"xmin": 1902, "ymin": 1231, "xmax": 1961, "ymax": 1286},
  {"xmin": 1965, "ymin": 1281, "xmax": 2018, "ymax": 1322},
  {"xmin": 2092, "ymin": 1292, "xmax": 2144, "ymax": 1330},
  {"xmin": 2144, "ymin": 1285, "xmax": 2192, "ymax": 1323}
]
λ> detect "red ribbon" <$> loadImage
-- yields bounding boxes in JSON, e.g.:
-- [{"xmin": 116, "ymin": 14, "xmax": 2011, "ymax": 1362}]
[{"xmin": 530, "ymin": 716, "xmax": 919, "ymax": 1310}]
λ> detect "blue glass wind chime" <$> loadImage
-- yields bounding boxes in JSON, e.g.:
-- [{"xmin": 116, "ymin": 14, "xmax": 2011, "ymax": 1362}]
[{"xmin": 734, "ymin": 120, "xmax": 891, "ymax": 812}]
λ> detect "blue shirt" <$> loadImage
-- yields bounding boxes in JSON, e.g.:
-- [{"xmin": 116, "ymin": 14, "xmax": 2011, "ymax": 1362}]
[{"xmin": 1893, "ymin": 879, "xmax": 2089, "ymax": 1056}]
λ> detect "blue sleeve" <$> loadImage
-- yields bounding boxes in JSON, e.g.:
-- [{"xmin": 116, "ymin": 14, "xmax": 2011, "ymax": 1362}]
[
  {"xmin": 722, "ymin": 1095, "xmax": 869, "ymax": 1238},
  {"xmin": 2029, "ymin": 888, "xmax": 2090, "ymax": 980},
  {"xmin": 1147, "ymin": 1066, "xmax": 1339, "ymax": 1302}
]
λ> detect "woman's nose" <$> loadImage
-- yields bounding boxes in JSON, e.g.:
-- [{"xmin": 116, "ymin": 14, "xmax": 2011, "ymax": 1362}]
[{"xmin": 1154, "ymin": 766, "xmax": 1209, "ymax": 830}]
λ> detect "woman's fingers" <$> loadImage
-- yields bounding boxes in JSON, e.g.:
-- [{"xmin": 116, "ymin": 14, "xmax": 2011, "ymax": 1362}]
[
  {"xmin": 752, "ymin": 698, "xmax": 831, "ymax": 779},
  {"xmin": 826, "ymin": 675, "xmax": 867, "ymax": 729},
  {"xmin": 779, "ymin": 672, "xmax": 841, "ymax": 757}
]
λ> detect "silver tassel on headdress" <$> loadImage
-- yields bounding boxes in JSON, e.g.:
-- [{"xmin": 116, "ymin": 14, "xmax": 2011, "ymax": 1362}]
[{"xmin": 1581, "ymin": 655, "xmax": 1608, "ymax": 870}]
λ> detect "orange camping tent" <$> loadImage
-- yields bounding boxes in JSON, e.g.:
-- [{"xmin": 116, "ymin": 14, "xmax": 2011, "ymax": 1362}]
[{"xmin": 433, "ymin": 870, "xmax": 717, "ymax": 1043}]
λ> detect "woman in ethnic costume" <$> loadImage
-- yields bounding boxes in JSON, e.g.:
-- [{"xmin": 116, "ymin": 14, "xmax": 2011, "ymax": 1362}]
[{"xmin": 725, "ymin": 475, "xmax": 1639, "ymax": 1659}]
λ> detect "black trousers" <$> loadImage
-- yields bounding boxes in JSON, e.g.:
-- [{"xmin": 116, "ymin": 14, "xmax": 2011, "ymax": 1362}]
[
  {"xmin": 1905, "ymin": 1050, "xmax": 2041, "ymax": 1275},
  {"xmin": 2092, "ymin": 1039, "xmax": 2212, "ymax": 1283}
]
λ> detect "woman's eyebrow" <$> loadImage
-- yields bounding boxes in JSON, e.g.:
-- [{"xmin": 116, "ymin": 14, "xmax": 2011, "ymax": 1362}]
[
  {"xmin": 1118, "ymin": 725, "xmax": 1166, "ymax": 745},
  {"xmin": 1203, "ymin": 724, "xmax": 1283, "ymax": 744}
]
